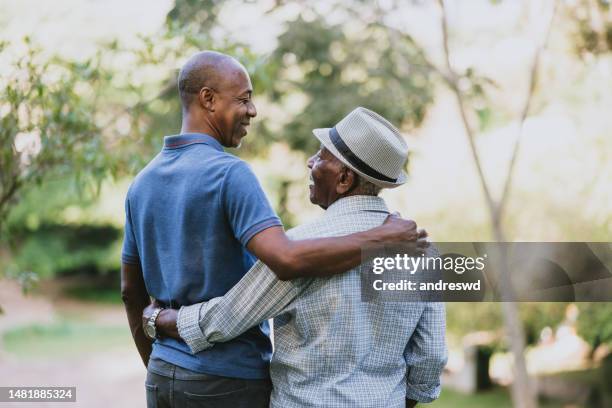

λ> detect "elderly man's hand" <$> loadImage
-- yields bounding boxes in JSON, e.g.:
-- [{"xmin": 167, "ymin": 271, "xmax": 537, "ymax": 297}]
[
  {"xmin": 142, "ymin": 300, "xmax": 180, "ymax": 340},
  {"xmin": 381, "ymin": 213, "xmax": 429, "ymax": 255}
]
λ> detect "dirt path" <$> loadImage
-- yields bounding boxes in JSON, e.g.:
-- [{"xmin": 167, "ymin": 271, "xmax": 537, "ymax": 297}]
[{"xmin": 0, "ymin": 280, "xmax": 146, "ymax": 407}]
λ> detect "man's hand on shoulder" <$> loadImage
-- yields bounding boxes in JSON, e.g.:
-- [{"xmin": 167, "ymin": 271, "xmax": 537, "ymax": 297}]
[
  {"xmin": 380, "ymin": 212, "xmax": 429, "ymax": 255},
  {"xmin": 142, "ymin": 301, "xmax": 180, "ymax": 340}
]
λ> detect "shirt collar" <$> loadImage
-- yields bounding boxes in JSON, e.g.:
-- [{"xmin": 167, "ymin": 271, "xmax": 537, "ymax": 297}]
[
  {"xmin": 163, "ymin": 133, "xmax": 224, "ymax": 151},
  {"xmin": 324, "ymin": 195, "xmax": 389, "ymax": 218}
]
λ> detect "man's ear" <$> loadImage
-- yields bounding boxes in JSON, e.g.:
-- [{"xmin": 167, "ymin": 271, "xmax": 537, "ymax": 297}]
[
  {"xmin": 199, "ymin": 87, "xmax": 215, "ymax": 112},
  {"xmin": 336, "ymin": 166, "xmax": 356, "ymax": 195}
]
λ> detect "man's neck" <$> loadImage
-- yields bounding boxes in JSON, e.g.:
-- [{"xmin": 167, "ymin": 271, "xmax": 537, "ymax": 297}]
[
  {"xmin": 180, "ymin": 115, "xmax": 221, "ymax": 144},
  {"xmin": 342, "ymin": 190, "xmax": 378, "ymax": 200},
  {"xmin": 180, "ymin": 123, "xmax": 212, "ymax": 137}
]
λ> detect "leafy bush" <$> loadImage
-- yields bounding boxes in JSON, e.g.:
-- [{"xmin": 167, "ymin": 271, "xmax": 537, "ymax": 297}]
[
  {"xmin": 3, "ymin": 178, "xmax": 123, "ymax": 281},
  {"xmin": 576, "ymin": 303, "xmax": 612, "ymax": 349},
  {"xmin": 10, "ymin": 223, "xmax": 121, "ymax": 279}
]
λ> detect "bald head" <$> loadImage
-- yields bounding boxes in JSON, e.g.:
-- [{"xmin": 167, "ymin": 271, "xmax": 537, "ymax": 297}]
[
  {"xmin": 178, "ymin": 51, "xmax": 248, "ymax": 109},
  {"xmin": 177, "ymin": 50, "xmax": 257, "ymax": 147}
]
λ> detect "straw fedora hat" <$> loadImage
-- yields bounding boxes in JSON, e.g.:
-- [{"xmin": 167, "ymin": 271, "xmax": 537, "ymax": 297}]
[{"xmin": 312, "ymin": 107, "xmax": 408, "ymax": 189}]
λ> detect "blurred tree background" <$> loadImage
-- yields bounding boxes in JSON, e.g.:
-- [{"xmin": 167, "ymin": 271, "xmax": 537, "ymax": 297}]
[
  {"xmin": 1, "ymin": 0, "xmax": 441, "ymax": 282},
  {"xmin": 1, "ymin": 0, "xmax": 611, "ymax": 406}
]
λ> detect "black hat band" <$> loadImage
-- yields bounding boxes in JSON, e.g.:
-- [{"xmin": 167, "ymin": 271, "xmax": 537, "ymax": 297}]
[{"xmin": 329, "ymin": 126, "xmax": 397, "ymax": 183}]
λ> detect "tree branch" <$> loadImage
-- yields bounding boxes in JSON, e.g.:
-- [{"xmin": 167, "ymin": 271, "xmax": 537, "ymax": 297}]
[
  {"xmin": 0, "ymin": 177, "xmax": 21, "ymax": 221},
  {"xmin": 346, "ymin": 4, "xmax": 456, "ymax": 88},
  {"xmin": 99, "ymin": 79, "xmax": 177, "ymax": 132},
  {"xmin": 434, "ymin": 2, "xmax": 560, "ymax": 407},
  {"xmin": 436, "ymin": 0, "xmax": 499, "ymax": 228},
  {"xmin": 497, "ymin": 0, "xmax": 558, "ymax": 219}
]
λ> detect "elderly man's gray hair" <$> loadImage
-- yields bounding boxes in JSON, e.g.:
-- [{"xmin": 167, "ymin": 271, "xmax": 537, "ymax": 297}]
[{"xmin": 356, "ymin": 175, "xmax": 382, "ymax": 196}]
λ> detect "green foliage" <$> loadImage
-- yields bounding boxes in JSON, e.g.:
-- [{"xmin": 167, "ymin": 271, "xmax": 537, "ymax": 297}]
[
  {"xmin": 430, "ymin": 387, "xmax": 515, "ymax": 408},
  {"xmin": 0, "ymin": 27, "xmax": 232, "ymax": 242},
  {"xmin": 3, "ymin": 320, "xmax": 131, "ymax": 358},
  {"xmin": 0, "ymin": 38, "xmax": 115, "ymax": 233},
  {"xmin": 162, "ymin": 1, "xmax": 436, "ymax": 155},
  {"xmin": 5, "ymin": 178, "xmax": 98, "ymax": 231},
  {"xmin": 0, "ymin": 5, "xmax": 264, "ymax": 281},
  {"xmin": 462, "ymin": 68, "xmax": 501, "ymax": 131},
  {"xmin": 266, "ymin": 12, "xmax": 435, "ymax": 153},
  {"xmin": 158, "ymin": 0, "xmax": 438, "ymax": 223},
  {"xmin": 446, "ymin": 302, "xmax": 568, "ymax": 347},
  {"xmin": 567, "ymin": 0, "xmax": 612, "ymax": 56},
  {"xmin": 520, "ymin": 303, "xmax": 569, "ymax": 345},
  {"xmin": 8, "ymin": 224, "xmax": 121, "ymax": 279},
  {"xmin": 2, "ymin": 178, "xmax": 122, "ymax": 281},
  {"xmin": 166, "ymin": 0, "xmax": 224, "ymax": 31},
  {"xmin": 62, "ymin": 287, "xmax": 123, "ymax": 304},
  {"xmin": 3, "ymin": 1, "xmax": 607, "ymax": 321},
  {"xmin": 448, "ymin": 302, "xmax": 612, "ymax": 351},
  {"xmin": 446, "ymin": 302, "xmax": 503, "ymax": 339},
  {"xmin": 576, "ymin": 302, "xmax": 612, "ymax": 349},
  {"xmin": 430, "ymin": 386, "xmax": 563, "ymax": 408}
]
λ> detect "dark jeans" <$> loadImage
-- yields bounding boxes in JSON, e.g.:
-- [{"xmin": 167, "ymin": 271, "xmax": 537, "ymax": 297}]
[{"xmin": 146, "ymin": 357, "xmax": 272, "ymax": 408}]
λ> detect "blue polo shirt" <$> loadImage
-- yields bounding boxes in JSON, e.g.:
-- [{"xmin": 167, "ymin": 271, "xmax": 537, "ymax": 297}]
[{"xmin": 121, "ymin": 133, "xmax": 281, "ymax": 379}]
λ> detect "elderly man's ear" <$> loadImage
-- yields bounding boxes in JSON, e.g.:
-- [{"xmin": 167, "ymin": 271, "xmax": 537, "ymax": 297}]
[
  {"xmin": 198, "ymin": 87, "xmax": 216, "ymax": 112},
  {"xmin": 336, "ymin": 167, "xmax": 357, "ymax": 195}
]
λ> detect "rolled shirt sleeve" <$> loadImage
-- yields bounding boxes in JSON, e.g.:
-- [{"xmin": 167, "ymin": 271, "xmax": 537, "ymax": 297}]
[{"xmin": 404, "ymin": 301, "xmax": 447, "ymax": 402}]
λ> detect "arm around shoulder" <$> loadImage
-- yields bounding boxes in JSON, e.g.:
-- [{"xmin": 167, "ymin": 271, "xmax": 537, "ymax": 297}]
[
  {"xmin": 246, "ymin": 226, "xmax": 317, "ymax": 281},
  {"xmin": 247, "ymin": 214, "xmax": 426, "ymax": 280}
]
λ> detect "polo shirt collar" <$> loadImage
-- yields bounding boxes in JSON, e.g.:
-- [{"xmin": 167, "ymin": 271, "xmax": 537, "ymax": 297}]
[{"xmin": 163, "ymin": 133, "xmax": 224, "ymax": 151}]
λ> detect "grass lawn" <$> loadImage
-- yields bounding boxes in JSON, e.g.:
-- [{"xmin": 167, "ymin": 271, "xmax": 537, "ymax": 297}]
[
  {"xmin": 429, "ymin": 387, "xmax": 567, "ymax": 408},
  {"xmin": 3, "ymin": 320, "xmax": 132, "ymax": 358},
  {"xmin": 62, "ymin": 286, "xmax": 123, "ymax": 304}
]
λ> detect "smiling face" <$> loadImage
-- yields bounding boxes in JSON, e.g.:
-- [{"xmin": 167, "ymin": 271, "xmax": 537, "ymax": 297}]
[
  {"xmin": 178, "ymin": 52, "xmax": 258, "ymax": 146},
  {"xmin": 211, "ymin": 67, "xmax": 257, "ymax": 148},
  {"xmin": 307, "ymin": 146, "xmax": 356, "ymax": 209}
]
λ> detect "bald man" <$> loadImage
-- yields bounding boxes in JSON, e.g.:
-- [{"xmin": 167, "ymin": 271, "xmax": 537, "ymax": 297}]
[{"xmin": 121, "ymin": 51, "xmax": 426, "ymax": 408}]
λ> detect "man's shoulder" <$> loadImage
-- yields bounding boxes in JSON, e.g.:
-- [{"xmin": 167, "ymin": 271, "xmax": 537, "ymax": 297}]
[
  {"xmin": 285, "ymin": 210, "xmax": 384, "ymax": 240},
  {"xmin": 285, "ymin": 214, "xmax": 335, "ymax": 240},
  {"xmin": 286, "ymin": 222, "xmax": 318, "ymax": 240},
  {"xmin": 184, "ymin": 146, "xmax": 245, "ymax": 173},
  {"xmin": 196, "ymin": 152, "xmax": 253, "ymax": 179},
  {"xmin": 128, "ymin": 150, "xmax": 245, "ymax": 187},
  {"xmin": 221, "ymin": 155, "xmax": 255, "ymax": 173},
  {"xmin": 126, "ymin": 154, "xmax": 163, "ymax": 196}
]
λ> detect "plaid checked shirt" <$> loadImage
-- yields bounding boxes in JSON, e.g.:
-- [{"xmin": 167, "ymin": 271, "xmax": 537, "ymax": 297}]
[{"xmin": 177, "ymin": 195, "xmax": 447, "ymax": 407}]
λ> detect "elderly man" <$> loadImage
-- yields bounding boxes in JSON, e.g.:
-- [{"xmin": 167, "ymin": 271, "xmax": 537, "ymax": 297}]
[
  {"xmin": 152, "ymin": 107, "xmax": 448, "ymax": 407},
  {"xmin": 121, "ymin": 51, "xmax": 427, "ymax": 408}
]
